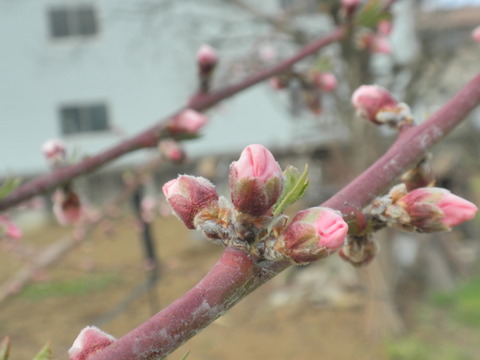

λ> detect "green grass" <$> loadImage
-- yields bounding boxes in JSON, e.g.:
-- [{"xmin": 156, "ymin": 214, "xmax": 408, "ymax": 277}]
[
  {"xmin": 387, "ymin": 275, "xmax": 480, "ymax": 360},
  {"xmin": 387, "ymin": 337, "xmax": 470, "ymax": 360},
  {"xmin": 20, "ymin": 273, "xmax": 119, "ymax": 300},
  {"xmin": 430, "ymin": 276, "xmax": 480, "ymax": 328}
]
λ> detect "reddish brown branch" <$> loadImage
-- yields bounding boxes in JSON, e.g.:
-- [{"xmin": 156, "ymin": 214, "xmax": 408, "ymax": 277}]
[
  {"xmin": 0, "ymin": 27, "xmax": 345, "ymax": 212},
  {"xmin": 90, "ymin": 73, "xmax": 480, "ymax": 360}
]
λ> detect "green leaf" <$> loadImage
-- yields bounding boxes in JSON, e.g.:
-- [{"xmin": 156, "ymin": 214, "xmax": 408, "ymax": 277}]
[
  {"xmin": 32, "ymin": 343, "xmax": 53, "ymax": 360},
  {"xmin": 356, "ymin": 0, "xmax": 392, "ymax": 29},
  {"xmin": 0, "ymin": 337, "xmax": 10, "ymax": 360},
  {"xmin": 312, "ymin": 57, "xmax": 332, "ymax": 72},
  {"xmin": 0, "ymin": 178, "xmax": 22, "ymax": 200},
  {"xmin": 181, "ymin": 351, "xmax": 191, "ymax": 360},
  {"xmin": 273, "ymin": 165, "xmax": 309, "ymax": 216}
]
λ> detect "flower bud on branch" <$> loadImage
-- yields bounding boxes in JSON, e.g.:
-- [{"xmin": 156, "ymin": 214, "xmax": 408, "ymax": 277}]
[
  {"xmin": 42, "ymin": 139, "xmax": 66, "ymax": 169},
  {"xmin": 69, "ymin": 326, "xmax": 116, "ymax": 360},
  {"xmin": 158, "ymin": 139, "xmax": 185, "ymax": 163},
  {"xmin": 312, "ymin": 72, "xmax": 337, "ymax": 92},
  {"xmin": 395, "ymin": 186, "xmax": 478, "ymax": 232},
  {"xmin": 275, "ymin": 207, "xmax": 348, "ymax": 264},
  {"xmin": 197, "ymin": 44, "xmax": 218, "ymax": 93},
  {"xmin": 472, "ymin": 25, "xmax": 480, "ymax": 43},
  {"xmin": 162, "ymin": 175, "xmax": 219, "ymax": 229},
  {"xmin": 367, "ymin": 184, "xmax": 478, "ymax": 233},
  {"xmin": 352, "ymin": 85, "xmax": 413, "ymax": 128},
  {"xmin": 169, "ymin": 109, "xmax": 208, "ymax": 135},
  {"xmin": 52, "ymin": 187, "xmax": 83, "ymax": 226},
  {"xmin": 229, "ymin": 144, "xmax": 284, "ymax": 216},
  {"xmin": 400, "ymin": 155, "xmax": 435, "ymax": 191},
  {"xmin": 0, "ymin": 216, "xmax": 21, "ymax": 240}
]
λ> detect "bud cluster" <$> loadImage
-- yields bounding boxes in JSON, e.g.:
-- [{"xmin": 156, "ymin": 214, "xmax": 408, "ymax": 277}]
[
  {"xmin": 365, "ymin": 184, "xmax": 478, "ymax": 233},
  {"xmin": 351, "ymin": 85, "xmax": 413, "ymax": 128},
  {"xmin": 163, "ymin": 144, "xmax": 349, "ymax": 264}
]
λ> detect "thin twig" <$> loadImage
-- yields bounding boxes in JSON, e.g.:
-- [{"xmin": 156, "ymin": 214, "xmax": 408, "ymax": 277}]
[{"xmin": 0, "ymin": 27, "xmax": 345, "ymax": 212}]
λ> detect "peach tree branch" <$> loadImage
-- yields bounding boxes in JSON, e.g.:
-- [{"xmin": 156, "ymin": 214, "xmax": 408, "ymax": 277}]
[
  {"xmin": 88, "ymin": 72, "xmax": 480, "ymax": 360},
  {"xmin": 0, "ymin": 27, "xmax": 345, "ymax": 213}
]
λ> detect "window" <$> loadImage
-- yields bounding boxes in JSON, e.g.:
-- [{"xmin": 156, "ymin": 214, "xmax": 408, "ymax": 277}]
[
  {"xmin": 59, "ymin": 103, "xmax": 110, "ymax": 135},
  {"xmin": 48, "ymin": 5, "xmax": 98, "ymax": 39}
]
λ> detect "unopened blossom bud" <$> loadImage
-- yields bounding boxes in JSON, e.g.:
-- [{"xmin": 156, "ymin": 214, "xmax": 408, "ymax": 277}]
[
  {"xmin": 269, "ymin": 76, "xmax": 288, "ymax": 90},
  {"xmin": 377, "ymin": 20, "xmax": 393, "ymax": 36},
  {"xmin": 313, "ymin": 72, "xmax": 337, "ymax": 92},
  {"xmin": 395, "ymin": 187, "xmax": 478, "ymax": 232},
  {"xmin": 372, "ymin": 35, "xmax": 391, "ymax": 54},
  {"xmin": 339, "ymin": 235, "xmax": 378, "ymax": 267},
  {"xmin": 276, "ymin": 207, "xmax": 348, "ymax": 264},
  {"xmin": 69, "ymin": 326, "xmax": 115, "ymax": 360},
  {"xmin": 53, "ymin": 188, "xmax": 82, "ymax": 226},
  {"xmin": 351, "ymin": 85, "xmax": 399, "ymax": 124},
  {"xmin": 42, "ymin": 139, "xmax": 66, "ymax": 168},
  {"xmin": 158, "ymin": 139, "xmax": 185, "ymax": 163},
  {"xmin": 163, "ymin": 175, "xmax": 219, "ymax": 229},
  {"xmin": 401, "ymin": 156, "xmax": 435, "ymax": 191},
  {"xmin": 472, "ymin": 25, "xmax": 480, "ymax": 43},
  {"xmin": 229, "ymin": 144, "xmax": 283, "ymax": 216},
  {"xmin": 197, "ymin": 44, "xmax": 218, "ymax": 76},
  {"xmin": 170, "ymin": 109, "xmax": 208, "ymax": 134},
  {"xmin": 0, "ymin": 216, "xmax": 22, "ymax": 240}
]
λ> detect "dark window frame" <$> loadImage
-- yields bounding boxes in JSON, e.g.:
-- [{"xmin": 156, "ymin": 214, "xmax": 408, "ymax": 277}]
[
  {"xmin": 59, "ymin": 102, "xmax": 110, "ymax": 135},
  {"xmin": 48, "ymin": 4, "xmax": 98, "ymax": 39}
]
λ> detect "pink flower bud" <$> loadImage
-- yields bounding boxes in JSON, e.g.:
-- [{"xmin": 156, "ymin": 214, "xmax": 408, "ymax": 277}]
[
  {"xmin": 377, "ymin": 20, "xmax": 392, "ymax": 36},
  {"xmin": 313, "ymin": 72, "xmax": 337, "ymax": 92},
  {"xmin": 277, "ymin": 207, "xmax": 348, "ymax": 264},
  {"xmin": 163, "ymin": 175, "xmax": 219, "ymax": 229},
  {"xmin": 229, "ymin": 144, "xmax": 283, "ymax": 216},
  {"xmin": 158, "ymin": 139, "xmax": 185, "ymax": 162},
  {"xmin": 69, "ymin": 326, "xmax": 115, "ymax": 360},
  {"xmin": 397, "ymin": 187, "xmax": 478, "ymax": 232},
  {"xmin": 351, "ymin": 85, "xmax": 399, "ymax": 124},
  {"xmin": 372, "ymin": 35, "xmax": 391, "ymax": 54},
  {"xmin": 269, "ymin": 76, "xmax": 288, "ymax": 90},
  {"xmin": 197, "ymin": 44, "xmax": 218, "ymax": 75},
  {"xmin": 0, "ymin": 216, "xmax": 22, "ymax": 240},
  {"xmin": 472, "ymin": 25, "xmax": 480, "ymax": 43},
  {"xmin": 42, "ymin": 139, "xmax": 66, "ymax": 168},
  {"xmin": 53, "ymin": 188, "xmax": 82, "ymax": 226},
  {"xmin": 170, "ymin": 109, "xmax": 208, "ymax": 134}
]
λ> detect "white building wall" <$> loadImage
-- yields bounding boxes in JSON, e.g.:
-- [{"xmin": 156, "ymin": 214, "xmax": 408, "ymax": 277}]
[{"xmin": 0, "ymin": 0, "xmax": 330, "ymax": 176}]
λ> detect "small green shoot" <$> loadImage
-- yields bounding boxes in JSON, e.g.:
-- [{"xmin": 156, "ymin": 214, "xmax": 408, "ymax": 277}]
[
  {"xmin": 273, "ymin": 165, "xmax": 309, "ymax": 216},
  {"xmin": 0, "ymin": 337, "xmax": 10, "ymax": 360},
  {"xmin": 0, "ymin": 178, "xmax": 22, "ymax": 200},
  {"xmin": 32, "ymin": 342, "xmax": 53, "ymax": 360}
]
